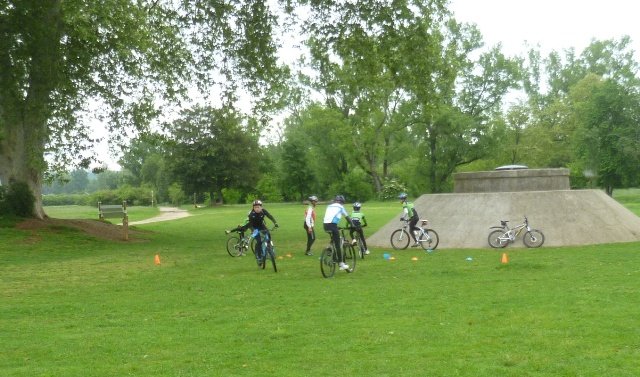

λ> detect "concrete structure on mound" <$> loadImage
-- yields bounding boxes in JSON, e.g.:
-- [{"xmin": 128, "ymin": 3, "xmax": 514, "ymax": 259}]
[{"xmin": 366, "ymin": 168, "xmax": 640, "ymax": 249}]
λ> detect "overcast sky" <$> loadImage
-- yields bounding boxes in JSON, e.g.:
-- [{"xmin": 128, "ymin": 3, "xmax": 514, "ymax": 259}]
[{"xmin": 449, "ymin": 0, "xmax": 640, "ymax": 57}]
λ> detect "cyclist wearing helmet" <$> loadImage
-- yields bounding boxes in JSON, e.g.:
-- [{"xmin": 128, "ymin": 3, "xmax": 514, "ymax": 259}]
[
  {"xmin": 323, "ymin": 195, "xmax": 353, "ymax": 271},
  {"xmin": 303, "ymin": 195, "xmax": 319, "ymax": 256},
  {"xmin": 399, "ymin": 193, "xmax": 420, "ymax": 247},
  {"xmin": 349, "ymin": 202, "xmax": 370, "ymax": 255},
  {"xmin": 228, "ymin": 200, "xmax": 279, "ymax": 258}
]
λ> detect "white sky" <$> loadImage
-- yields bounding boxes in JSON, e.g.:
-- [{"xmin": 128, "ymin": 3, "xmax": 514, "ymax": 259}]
[{"xmin": 449, "ymin": 0, "xmax": 640, "ymax": 57}]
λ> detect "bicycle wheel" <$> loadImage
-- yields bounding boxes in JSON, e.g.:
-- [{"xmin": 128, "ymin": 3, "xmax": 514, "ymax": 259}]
[
  {"xmin": 250, "ymin": 238, "xmax": 257, "ymax": 254},
  {"xmin": 355, "ymin": 235, "xmax": 366, "ymax": 259},
  {"xmin": 420, "ymin": 229, "xmax": 439, "ymax": 250},
  {"xmin": 320, "ymin": 246, "xmax": 336, "ymax": 278},
  {"xmin": 390, "ymin": 229, "xmax": 410, "ymax": 250},
  {"xmin": 266, "ymin": 242, "xmax": 278, "ymax": 272},
  {"xmin": 257, "ymin": 244, "xmax": 266, "ymax": 269},
  {"xmin": 488, "ymin": 230, "xmax": 509, "ymax": 248},
  {"xmin": 226, "ymin": 236, "xmax": 242, "ymax": 257},
  {"xmin": 343, "ymin": 245, "xmax": 356, "ymax": 273},
  {"xmin": 523, "ymin": 229, "xmax": 545, "ymax": 248}
]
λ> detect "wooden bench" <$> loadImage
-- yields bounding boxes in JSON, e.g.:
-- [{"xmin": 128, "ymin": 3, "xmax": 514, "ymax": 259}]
[{"xmin": 98, "ymin": 201, "xmax": 129, "ymax": 240}]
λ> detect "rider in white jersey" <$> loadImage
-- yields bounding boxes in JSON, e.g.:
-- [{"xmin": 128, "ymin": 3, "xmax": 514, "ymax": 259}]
[{"xmin": 323, "ymin": 195, "xmax": 353, "ymax": 271}]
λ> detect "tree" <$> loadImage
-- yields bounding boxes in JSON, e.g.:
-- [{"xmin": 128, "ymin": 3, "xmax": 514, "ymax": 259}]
[
  {"xmin": 166, "ymin": 105, "xmax": 260, "ymax": 204},
  {"xmin": 569, "ymin": 75, "xmax": 640, "ymax": 195},
  {"xmin": 0, "ymin": 0, "xmax": 286, "ymax": 218}
]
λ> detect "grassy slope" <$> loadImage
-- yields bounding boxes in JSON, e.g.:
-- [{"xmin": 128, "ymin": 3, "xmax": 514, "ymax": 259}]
[{"xmin": 1, "ymin": 196, "xmax": 639, "ymax": 376}]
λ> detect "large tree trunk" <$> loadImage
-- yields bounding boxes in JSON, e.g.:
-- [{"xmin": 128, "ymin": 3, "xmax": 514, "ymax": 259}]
[{"xmin": 0, "ymin": 117, "xmax": 48, "ymax": 219}]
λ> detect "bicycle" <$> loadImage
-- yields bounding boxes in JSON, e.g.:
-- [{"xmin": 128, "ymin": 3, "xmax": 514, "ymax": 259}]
[
  {"xmin": 252, "ymin": 227, "xmax": 277, "ymax": 272},
  {"xmin": 348, "ymin": 226, "xmax": 367, "ymax": 259},
  {"xmin": 320, "ymin": 227, "xmax": 356, "ymax": 278},
  {"xmin": 390, "ymin": 219, "xmax": 439, "ymax": 250},
  {"xmin": 487, "ymin": 216, "xmax": 545, "ymax": 248},
  {"xmin": 225, "ymin": 231, "xmax": 256, "ymax": 257}
]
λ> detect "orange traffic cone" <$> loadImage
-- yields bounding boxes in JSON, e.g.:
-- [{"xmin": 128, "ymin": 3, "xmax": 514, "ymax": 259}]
[
  {"xmin": 501, "ymin": 253, "xmax": 508, "ymax": 264},
  {"xmin": 154, "ymin": 254, "xmax": 161, "ymax": 265}
]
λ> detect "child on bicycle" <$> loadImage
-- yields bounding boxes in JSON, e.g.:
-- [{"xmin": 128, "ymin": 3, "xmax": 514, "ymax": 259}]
[
  {"xmin": 399, "ymin": 192, "xmax": 421, "ymax": 247},
  {"xmin": 323, "ymin": 195, "xmax": 353, "ymax": 271},
  {"xmin": 229, "ymin": 200, "xmax": 279, "ymax": 259},
  {"xmin": 348, "ymin": 202, "xmax": 370, "ymax": 255}
]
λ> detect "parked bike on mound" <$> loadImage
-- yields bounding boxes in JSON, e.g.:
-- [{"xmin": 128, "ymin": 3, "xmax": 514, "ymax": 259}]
[
  {"xmin": 390, "ymin": 219, "xmax": 439, "ymax": 250},
  {"xmin": 487, "ymin": 216, "xmax": 544, "ymax": 248},
  {"xmin": 253, "ymin": 227, "xmax": 278, "ymax": 272},
  {"xmin": 225, "ymin": 231, "xmax": 256, "ymax": 257},
  {"xmin": 320, "ymin": 227, "xmax": 356, "ymax": 278}
]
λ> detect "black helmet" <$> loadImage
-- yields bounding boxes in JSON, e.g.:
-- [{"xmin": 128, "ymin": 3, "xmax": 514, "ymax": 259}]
[
  {"xmin": 353, "ymin": 202, "xmax": 361, "ymax": 210},
  {"xmin": 252, "ymin": 199, "xmax": 263, "ymax": 206},
  {"xmin": 308, "ymin": 195, "xmax": 318, "ymax": 202},
  {"xmin": 398, "ymin": 192, "xmax": 408, "ymax": 200},
  {"xmin": 334, "ymin": 195, "xmax": 345, "ymax": 204}
]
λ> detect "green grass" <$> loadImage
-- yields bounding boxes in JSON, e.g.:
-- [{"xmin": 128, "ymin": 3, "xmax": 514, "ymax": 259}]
[
  {"xmin": 44, "ymin": 205, "xmax": 160, "ymax": 222},
  {"xmin": 2, "ymin": 200, "xmax": 640, "ymax": 376}
]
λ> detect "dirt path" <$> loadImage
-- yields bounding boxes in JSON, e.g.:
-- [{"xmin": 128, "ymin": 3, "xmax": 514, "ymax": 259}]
[{"xmin": 128, "ymin": 206, "xmax": 191, "ymax": 225}]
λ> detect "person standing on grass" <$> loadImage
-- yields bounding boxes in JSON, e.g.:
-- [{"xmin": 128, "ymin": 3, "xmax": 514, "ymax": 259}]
[
  {"xmin": 399, "ymin": 192, "xmax": 421, "ymax": 247},
  {"xmin": 349, "ymin": 202, "xmax": 370, "ymax": 255},
  {"xmin": 323, "ymin": 195, "xmax": 353, "ymax": 271},
  {"xmin": 303, "ymin": 195, "xmax": 318, "ymax": 256}
]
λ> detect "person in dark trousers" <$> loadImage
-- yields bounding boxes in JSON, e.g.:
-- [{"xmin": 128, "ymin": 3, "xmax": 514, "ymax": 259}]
[
  {"xmin": 399, "ymin": 192, "xmax": 420, "ymax": 247},
  {"xmin": 323, "ymin": 195, "xmax": 353, "ymax": 271},
  {"xmin": 349, "ymin": 202, "xmax": 370, "ymax": 255},
  {"xmin": 303, "ymin": 195, "xmax": 318, "ymax": 256}
]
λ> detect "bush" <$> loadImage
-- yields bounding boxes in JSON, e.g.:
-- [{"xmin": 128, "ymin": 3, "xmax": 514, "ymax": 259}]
[
  {"xmin": 221, "ymin": 188, "xmax": 243, "ymax": 204},
  {"xmin": 168, "ymin": 183, "xmax": 187, "ymax": 206},
  {"xmin": 1, "ymin": 180, "xmax": 35, "ymax": 217},
  {"xmin": 42, "ymin": 194, "xmax": 88, "ymax": 206},
  {"xmin": 380, "ymin": 179, "xmax": 407, "ymax": 201},
  {"xmin": 341, "ymin": 169, "xmax": 375, "ymax": 202}
]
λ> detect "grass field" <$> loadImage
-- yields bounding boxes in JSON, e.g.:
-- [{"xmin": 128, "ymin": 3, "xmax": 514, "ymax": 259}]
[{"xmin": 2, "ymin": 193, "xmax": 640, "ymax": 376}]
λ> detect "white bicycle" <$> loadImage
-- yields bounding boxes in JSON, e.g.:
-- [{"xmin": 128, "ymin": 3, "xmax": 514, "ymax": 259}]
[{"xmin": 488, "ymin": 216, "xmax": 544, "ymax": 248}]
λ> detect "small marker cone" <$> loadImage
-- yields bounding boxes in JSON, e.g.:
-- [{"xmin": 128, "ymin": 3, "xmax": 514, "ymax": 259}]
[
  {"xmin": 154, "ymin": 254, "xmax": 161, "ymax": 265},
  {"xmin": 411, "ymin": 256, "xmax": 418, "ymax": 261},
  {"xmin": 501, "ymin": 253, "xmax": 508, "ymax": 264}
]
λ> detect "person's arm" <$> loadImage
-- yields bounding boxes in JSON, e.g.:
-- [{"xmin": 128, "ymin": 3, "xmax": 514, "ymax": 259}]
[
  {"xmin": 362, "ymin": 214, "xmax": 368, "ymax": 227},
  {"xmin": 264, "ymin": 209, "xmax": 278, "ymax": 227},
  {"xmin": 305, "ymin": 208, "xmax": 313, "ymax": 228}
]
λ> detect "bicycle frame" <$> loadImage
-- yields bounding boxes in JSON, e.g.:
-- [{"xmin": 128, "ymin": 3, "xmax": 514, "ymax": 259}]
[
  {"xmin": 390, "ymin": 219, "xmax": 439, "ymax": 250},
  {"xmin": 488, "ymin": 216, "xmax": 544, "ymax": 248},
  {"xmin": 251, "ymin": 227, "xmax": 277, "ymax": 272}
]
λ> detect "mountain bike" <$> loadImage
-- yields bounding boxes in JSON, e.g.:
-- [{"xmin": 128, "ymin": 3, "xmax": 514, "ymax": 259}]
[
  {"xmin": 390, "ymin": 219, "xmax": 439, "ymax": 250},
  {"xmin": 225, "ymin": 231, "xmax": 256, "ymax": 257},
  {"xmin": 320, "ymin": 227, "xmax": 356, "ymax": 278},
  {"xmin": 348, "ymin": 226, "xmax": 367, "ymax": 259},
  {"xmin": 487, "ymin": 216, "xmax": 545, "ymax": 248},
  {"xmin": 253, "ymin": 227, "xmax": 277, "ymax": 272}
]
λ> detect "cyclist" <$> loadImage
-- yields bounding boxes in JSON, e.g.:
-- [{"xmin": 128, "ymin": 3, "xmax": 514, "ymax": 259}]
[
  {"xmin": 303, "ymin": 195, "xmax": 318, "ymax": 256},
  {"xmin": 399, "ymin": 192, "xmax": 421, "ymax": 247},
  {"xmin": 348, "ymin": 202, "xmax": 370, "ymax": 255},
  {"xmin": 323, "ymin": 195, "xmax": 353, "ymax": 271},
  {"xmin": 230, "ymin": 200, "xmax": 278, "ymax": 260}
]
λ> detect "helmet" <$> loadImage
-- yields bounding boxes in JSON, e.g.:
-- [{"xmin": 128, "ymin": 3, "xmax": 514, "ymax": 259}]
[
  {"xmin": 334, "ymin": 195, "xmax": 345, "ymax": 204},
  {"xmin": 308, "ymin": 195, "xmax": 318, "ymax": 202},
  {"xmin": 353, "ymin": 202, "xmax": 361, "ymax": 210},
  {"xmin": 252, "ymin": 199, "xmax": 263, "ymax": 206},
  {"xmin": 398, "ymin": 192, "xmax": 408, "ymax": 200}
]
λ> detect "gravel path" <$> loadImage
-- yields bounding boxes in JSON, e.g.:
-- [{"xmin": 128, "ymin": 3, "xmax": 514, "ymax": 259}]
[{"xmin": 128, "ymin": 206, "xmax": 191, "ymax": 225}]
